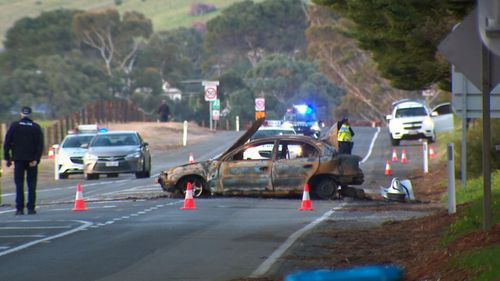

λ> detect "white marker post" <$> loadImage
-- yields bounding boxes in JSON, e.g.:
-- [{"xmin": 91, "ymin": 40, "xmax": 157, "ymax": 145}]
[
  {"xmin": 236, "ymin": 116, "xmax": 240, "ymax": 132},
  {"xmin": 183, "ymin": 121, "xmax": 188, "ymax": 146},
  {"xmin": 423, "ymin": 140, "xmax": 429, "ymax": 173},
  {"xmin": 53, "ymin": 144, "xmax": 60, "ymax": 180}
]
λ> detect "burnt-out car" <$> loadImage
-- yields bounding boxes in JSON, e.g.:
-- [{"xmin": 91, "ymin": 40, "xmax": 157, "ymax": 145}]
[{"xmin": 157, "ymin": 118, "xmax": 364, "ymax": 199}]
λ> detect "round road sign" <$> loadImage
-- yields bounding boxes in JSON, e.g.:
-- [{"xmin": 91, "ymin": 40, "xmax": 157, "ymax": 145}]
[
  {"xmin": 205, "ymin": 87, "xmax": 217, "ymax": 101},
  {"xmin": 255, "ymin": 98, "xmax": 265, "ymax": 111}
]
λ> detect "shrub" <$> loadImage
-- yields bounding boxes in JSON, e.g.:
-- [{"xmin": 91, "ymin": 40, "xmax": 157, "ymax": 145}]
[{"xmin": 454, "ymin": 119, "xmax": 500, "ymax": 178}]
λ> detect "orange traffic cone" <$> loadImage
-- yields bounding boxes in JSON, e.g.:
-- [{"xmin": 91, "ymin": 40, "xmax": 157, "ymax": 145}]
[
  {"xmin": 384, "ymin": 160, "xmax": 392, "ymax": 176},
  {"xmin": 391, "ymin": 148, "xmax": 398, "ymax": 162},
  {"xmin": 298, "ymin": 184, "xmax": 314, "ymax": 211},
  {"xmin": 180, "ymin": 182, "xmax": 197, "ymax": 210},
  {"xmin": 429, "ymin": 146, "xmax": 435, "ymax": 159},
  {"xmin": 188, "ymin": 152, "xmax": 194, "ymax": 164},
  {"xmin": 401, "ymin": 150, "xmax": 408, "ymax": 164},
  {"xmin": 48, "ymin": 147, "xmax": 54, "ymax": 159},
  {"xmin": 72, "ymin": 183, "xmax": 88, "ymax": 211}
]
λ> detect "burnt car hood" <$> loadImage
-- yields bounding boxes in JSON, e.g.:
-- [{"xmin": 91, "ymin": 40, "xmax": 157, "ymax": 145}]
[{"xmin": 217, "ymin": 118, "xmax": 265, "ymax": 160}]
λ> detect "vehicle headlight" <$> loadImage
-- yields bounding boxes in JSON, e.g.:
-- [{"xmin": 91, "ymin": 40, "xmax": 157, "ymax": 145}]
[
  {"xmin": 423, "ymin": 117, "xmax": 434, "ymax": 128},
  {"xmin": 282, "ymin": 122, "xmax": 294, "ymax": 129},
  {"xmin": 83, "ymin": 153, "xmax": 98, "ymax": 162},
  {"xmin": 390, "ymin": 120, "xmax": 402, "ymax": 130},
  {"xmin": 126, "ymin": 151, "xmax": 142, "ymax": 159}
]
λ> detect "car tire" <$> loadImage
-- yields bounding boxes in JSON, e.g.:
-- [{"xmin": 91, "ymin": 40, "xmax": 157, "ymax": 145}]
[
  {"xmin": 178, "ymin": 177, "xmax": 206, "ymax": 198},
  {"xmin": 135, "ymin": 161, "xmax": 151, "ymax": 178},
  {"xmin": 390, "ymin": 136, "xmax": 400, "ymax": 146},
  {"xmin": 59, "ymin": 173, "xmax": 69, "ymax": 179},
  {"xmin": 314, "ymin": 178, "xmax": 337, "ymax": 199},
  {"xmin": 85, "ymin": 173, "xmax": 99, "ymax": 180}
]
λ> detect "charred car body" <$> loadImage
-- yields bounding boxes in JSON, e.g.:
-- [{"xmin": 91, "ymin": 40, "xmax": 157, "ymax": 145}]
[{"xmin": 157, "ymin": 119, "xmax": 364, "ymax": 199}]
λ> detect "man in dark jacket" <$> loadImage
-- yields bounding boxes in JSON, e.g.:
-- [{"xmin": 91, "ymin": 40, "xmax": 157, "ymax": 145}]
[
  {"xmin": 3, "ymin": 106, "xmax": 44, "ymax": 215},
  {"xmin": 157, "ymin": 100, "xmax": 170, "ymax": 122}
]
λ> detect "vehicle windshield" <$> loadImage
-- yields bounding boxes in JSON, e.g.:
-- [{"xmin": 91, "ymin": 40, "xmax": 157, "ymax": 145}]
[
  {"xmin": 91, "ymin": 134, "xmax": 139, "ymax": 147},
  {"xmin": 251, "ymin": 129, "xmax": 296, "ymax": 140},
  {"xmin": 62, "ymin": 135, "xmax": 95, "ymax": 148},
  {"xmin": 395, "ymin": 107, "xmax": 427, "ymax": 117}
]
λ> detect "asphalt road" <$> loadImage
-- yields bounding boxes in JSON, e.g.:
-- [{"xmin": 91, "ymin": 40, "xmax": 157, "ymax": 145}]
[{"xmin": 0, "ymin": 126, "xmax": 431, "ymax": 281}]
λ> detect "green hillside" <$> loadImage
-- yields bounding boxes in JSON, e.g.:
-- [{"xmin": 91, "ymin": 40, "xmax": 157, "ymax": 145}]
[{"xmin": 0, "ymin": 0, "xmax": 246, "ymax": 47}]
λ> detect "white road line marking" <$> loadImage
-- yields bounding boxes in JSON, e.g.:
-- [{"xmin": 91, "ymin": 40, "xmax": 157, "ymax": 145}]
[
  {"xmin": 0, "ymin": 226, "xmax": 72, "ymax": 230},
  {"xmin": 361, "ymin": 127, "xmax": 381, "ymax": 164},
  {"xmin": 0, "ymin": 220, "xmax": 92, "ymax": 257},
  {"xmin": 251, "ymin": 203, "xmax": 346, "ymax": 277},
  {"xmin": 0, "ymin": 246, "xmax": 10, "ymax": 250},
  {"xmin": 0, "ymin": 235, "xmax": 46, "ymax": 238}
]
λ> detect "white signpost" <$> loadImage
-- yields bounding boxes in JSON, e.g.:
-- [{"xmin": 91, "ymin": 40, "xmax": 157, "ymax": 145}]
[
  {"xmin": 202, "ymin": 81, "xmax": 219, "ymax": 130},
  {"xmin": 255, "ymin": 98, "xmax": 265, "ymax": 111}
]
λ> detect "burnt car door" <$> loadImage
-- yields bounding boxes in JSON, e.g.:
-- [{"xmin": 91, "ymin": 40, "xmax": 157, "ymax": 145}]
[
  {"xmin": 272, "ymin": 140, "xmax": 320, "ymax": 191},
  {"xmin": 217, "ymin": 140, "xmax": 275, "ymax": 192}
]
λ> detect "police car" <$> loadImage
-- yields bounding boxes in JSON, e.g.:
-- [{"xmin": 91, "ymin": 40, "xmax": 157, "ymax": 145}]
[
  {"xmin": 282, "ymin": 104, "xmax": 321, "ymax": 139},
  {"xmin": 243, "ymin": 124, "xmax": 301, "ymax": 160},
  {"xmin": 54, "ymin": 125, "xmax": 98, "ymax": 179}
]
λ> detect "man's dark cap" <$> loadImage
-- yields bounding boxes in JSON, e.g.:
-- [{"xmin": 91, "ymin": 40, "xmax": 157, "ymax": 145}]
[{"xmin": 21, "ymin": 106, "xmax": 32, "ymax": 115}]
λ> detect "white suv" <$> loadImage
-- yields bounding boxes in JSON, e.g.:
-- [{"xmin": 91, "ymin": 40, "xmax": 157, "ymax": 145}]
[{"xmin": 386, "ymin": 100, "xmax": 435, "ymax": 146}]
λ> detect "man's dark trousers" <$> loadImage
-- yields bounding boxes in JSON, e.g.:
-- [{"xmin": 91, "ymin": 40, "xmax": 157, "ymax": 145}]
[{"xmin": 14, "ymin": 160, "xmax": 37, "ymax": 211}]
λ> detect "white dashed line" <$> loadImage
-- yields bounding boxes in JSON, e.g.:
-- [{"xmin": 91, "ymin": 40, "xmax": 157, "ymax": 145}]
[
  {"xmin": 0, "ymin": 220, "xmax": 93, "ymax": 257},
  {"xmin": 0, "ymin": 226, "xmax": 72, "ymax": 230}
]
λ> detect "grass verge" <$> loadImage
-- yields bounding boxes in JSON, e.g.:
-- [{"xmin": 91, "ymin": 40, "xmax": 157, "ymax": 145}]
[{"xmin": 443, "ymin": 171, "xmax": 500, "ymax": 280}]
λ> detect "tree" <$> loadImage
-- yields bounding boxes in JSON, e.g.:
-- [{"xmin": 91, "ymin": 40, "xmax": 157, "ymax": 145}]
[
  {"xmin": 306, "ymin": 5, "xmax": 413, "ymax": 120},
  {"xmin": 138, "ymin": 27, "xmax": 204, "ymax": 89},
  {"xmin": 0, "ymin": 54, "xmax": 111, "ymax": 119},
  {"xmin": 246, "ymin": 54, "xmax": 343, "ymax": 119},
  {"xmin": 312, "ymin": 0, "xmax": 473, "ymax": 91},
  {"xmin": 204, "ymin": 0, "xmax": 308, "ymax": 68},
  {"xmin": 2, "ymin": 9, "xmax": 80, "ymax": 72},
  {"xmin": 72, "ymin": 9, "xmax": 153, "ymax": 97}
]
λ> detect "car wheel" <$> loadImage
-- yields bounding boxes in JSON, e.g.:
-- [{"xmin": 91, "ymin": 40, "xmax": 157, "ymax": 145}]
[
  {"xmin": 390, "ymin": 136, "xmax": 400, "ymax": 146},
  {"xmin": 179, "ymin": 177, "xmax": 206, "ymax": 198},
  {"xmin": 59, "ymin": 173, "xmax": 69, "ymax": 179},
  {"xmin": 135, "ymin": 159, "xmax": 151, "ymax": 179},
  {"xmin": 107, "ymin": 173, "xmax": 119, "ymax": 178},
  {"xmin": 85, "ymin": 173, "xmax": 99, "ymax": 180},
  {"xmin": 314, "ymin": 178, "xmax": 337, "ymax": 199}
]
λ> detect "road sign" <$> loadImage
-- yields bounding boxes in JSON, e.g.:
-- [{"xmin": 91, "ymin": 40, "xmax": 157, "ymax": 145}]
[
  {"xmin": 452, "ymin": 69, "xmax": 500, "ymax": 118},
  {"xmin": 255, "ymin": 98, "xmax": 265, "ymax": 111},
  {"xmin": 212, "ymin": 99, "xmax": 220, "ymax": 110},
  {"xmin": 438, "ymin": 8, "xmax": 500, "ymax": 91},
  {"xmin": 202, "ymin": 81, "xmax": 219, "ymax": 101},
  {"xmin": 255, "ymin": 111, "xmax": 265, "ymax": 120},
  {"xmin": 212, "ymin": 109, "xmax": 220, "ymax": 121},
  {"xmin": 204, "ymin": 87, "xmax": 217, "ymax": 101}
]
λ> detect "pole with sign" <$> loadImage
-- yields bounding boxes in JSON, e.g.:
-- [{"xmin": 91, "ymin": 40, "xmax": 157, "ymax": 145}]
[
  {"xmin": 255, "ymin": 98, "xmax": 265, "ymax": 120},
  {"xmin": 202, "ymin": 81, "xmax": 219, "ymax": 130}
]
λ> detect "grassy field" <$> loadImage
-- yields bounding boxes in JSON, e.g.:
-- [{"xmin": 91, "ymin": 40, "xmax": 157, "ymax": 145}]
[{"xmin": 0, "ymin": 0, "xmax": 248, "ymax": 47}]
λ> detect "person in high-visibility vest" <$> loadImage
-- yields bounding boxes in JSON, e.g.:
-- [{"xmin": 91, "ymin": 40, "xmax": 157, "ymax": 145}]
[{"xmin": 337, "ymin": 117, "xmax": 355, "ymax": 154}]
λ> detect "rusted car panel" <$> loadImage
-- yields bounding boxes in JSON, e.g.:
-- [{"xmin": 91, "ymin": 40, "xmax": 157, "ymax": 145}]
[{"xmin": 157, "ymin": 119, "xmax": 364, "ymax": 199}]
